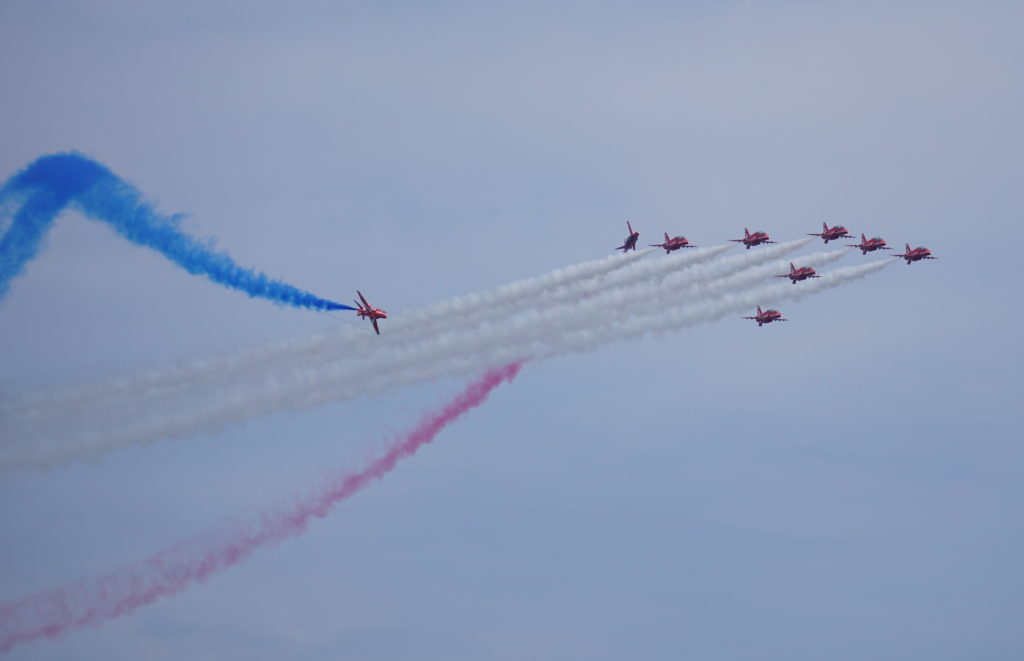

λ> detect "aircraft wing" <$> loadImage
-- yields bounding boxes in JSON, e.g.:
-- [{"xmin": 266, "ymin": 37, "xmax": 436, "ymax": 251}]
[
  {"xmin": 371, "ymin": 317, "xmax": 380, "ymax": 335},
  {"xmin": 357, "ymin": 290, "xmax": 371, "ymax": 309}
]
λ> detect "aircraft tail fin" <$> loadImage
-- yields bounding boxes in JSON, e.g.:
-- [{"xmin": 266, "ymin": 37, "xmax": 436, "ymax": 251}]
[
  {"xmin": 790, "ymin": 262, "xmax": 796, "ymax": 272},
  {"xmin": 665, "ymin": 232, "xmax": 670, "ymax": 241},
  {"xmin": 756, "ymin": 305, "xmax": 763, "ymax": 315}
]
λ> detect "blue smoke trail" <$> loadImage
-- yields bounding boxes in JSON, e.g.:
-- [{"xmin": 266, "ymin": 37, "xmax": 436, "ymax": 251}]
[{"xmin": 0, "ymin": 153, "xmax": 354, "ymax": 310}]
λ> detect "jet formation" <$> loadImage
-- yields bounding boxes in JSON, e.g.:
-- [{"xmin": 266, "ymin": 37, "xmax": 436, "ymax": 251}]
[
  {"xmin": 617, "ymin": 220, "xmax": 935, "ymax": 329},
  {"xmin": 350, "ymin": 220, "xmax": 935, "ymax": 335}
]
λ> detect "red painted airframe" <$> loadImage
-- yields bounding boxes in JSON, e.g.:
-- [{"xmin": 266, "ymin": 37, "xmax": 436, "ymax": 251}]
[
  {"xmin": 847, "ymin": 233, "xmax": 890, "ymax": 254},
  {"xmin": 742, "ymin": 306, "xmax": 787, "ymax": 327},
  {"xmin": 649, "ymin": 232, "xmax": 695, "ymax": 253},
  {"xmin": 807, "ymin": 222, "xmax": 852, "ymax": 243},
  {"xmin": 776, "ymin": 263, "xmax": 820, "ymax": 284},
  {"xmin": 355, "ymin": 290, "xmax": 388, "ymax": 335},
  {"xmin": 615, "ymin": 221, "xmax": 640, "ymax": 252},
  {"xmin": 730, "ymin": 228, "xmax": 775, "ymax": 249},
  {"xmin": 893, "ymin": 243, "xmax": 937, "ymax": 265}
]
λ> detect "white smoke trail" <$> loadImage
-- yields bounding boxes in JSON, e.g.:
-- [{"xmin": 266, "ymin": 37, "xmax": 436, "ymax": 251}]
[
  {"xmin": 286, "ymin": 255, "xmax": 880, "ymax": 396},
  {"xmin": 0, "ymin": 247, "xmax": 859, "ymax": 468},
  {"xmin": 0, "ymin": 248, "xmax": 650, "ymax": 424},
  {"xmin": 1, "ymin": 240, "xmax": 808, "ymax": 440},
  {"xmin": 512, "ymin": 259, "xmax": 892, "ymax": 359},
  {"xmin": 0, "ymin": 254, "xmax": 886, "ymax": 472},
  {"xmin": 0, "ymin": 242, "xmax": 742, "ymax": 431}
]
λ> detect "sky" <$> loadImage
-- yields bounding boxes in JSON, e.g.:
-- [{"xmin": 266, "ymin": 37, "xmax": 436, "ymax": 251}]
[{"xmin": 1, "ymin": 1, "xmax": 1022, "ymax": 659}]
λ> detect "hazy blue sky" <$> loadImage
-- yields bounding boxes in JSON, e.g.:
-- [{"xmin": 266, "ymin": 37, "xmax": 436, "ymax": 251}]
[{"xmin": 1, "ymin": 2, "xmax": 1022, "ymax": 659}]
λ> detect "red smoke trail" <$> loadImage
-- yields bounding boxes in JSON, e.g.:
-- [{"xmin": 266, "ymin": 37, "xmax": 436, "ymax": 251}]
[{"xmin": 0, "ymin": 362, "xmax": 521, "ymax": 654}]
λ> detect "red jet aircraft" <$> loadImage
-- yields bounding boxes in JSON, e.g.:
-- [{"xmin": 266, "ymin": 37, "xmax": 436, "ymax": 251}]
[
  {"xmin": 729, "ymin": 228, "xmax": 775, "ymax": 249},
  {"xmin": 354, "ymin": 290, "xmax": 388, "ymax": 334},
  {"xmin": 847, "ymin": 233, "xmax": 890, "ymax": 255},
  {"xmin": 615, "ymin": 221, "xmax": 640, "ymax": 252},
  {"xmin": 742, "ymin": 306, "xmax": 787, "ymax": 327},
  {"xmin": 776, "ymin": 263, "xmax": 820, "ymax": 284},
  {"xmin": 807, "ymin": 221, "xmax": 852, "ymax": 243},
  {"xmin": 649, "ymin": 232, "xmax": 695, "ymax": 253},
  {"xmin": 893, "ymin": 243, "xmax": 937, "ymax": 265}
]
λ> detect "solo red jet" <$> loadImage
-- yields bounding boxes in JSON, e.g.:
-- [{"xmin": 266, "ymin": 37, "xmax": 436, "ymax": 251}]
[
  {"xmin": 729, "ymin": 228, "xmax": 775, "ymax": 249},
  {"xmin": 354, "ymin": 290, "xmax": 388, "ymax": 334},
  {"xmin": 649, "ymin": 232, "xmax": 695, "ymax": 253},
  {"xmin": 893, "ymin": 243, "xmax": 937, "ymax": 265},
  {"xmin": 847, "ymin": 233, "xmax": 890, "ymax": 255},
  {"xmin": 742, "ymin": 306, "xmax": 787, "ymax": 327},
  {"xmin": 615, "ymin": 221, "xmax": 640, "ymax": 252},
  {"xmin": 775, "ymin": 263, "xmax": 820, "ymax": 284},
  {"xmin": 807, "ymin": 221, "xmax": 852, "ymax": 243}
]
